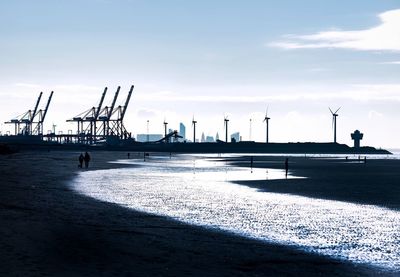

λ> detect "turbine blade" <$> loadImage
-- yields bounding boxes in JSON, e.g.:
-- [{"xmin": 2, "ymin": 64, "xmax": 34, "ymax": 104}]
[
  {"xmin": 329, "ymin": 107, "xmax": 333, "ymax": 115},
  {"xmin": 335, "ymin": 107, "xmax": 341, "ymax": 114}
]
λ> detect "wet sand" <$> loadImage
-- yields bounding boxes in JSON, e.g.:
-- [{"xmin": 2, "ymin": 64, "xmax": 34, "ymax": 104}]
[
  {"xmin": 229, "ymin": 155, "xmax": 400, "ymax": 210},
  {"xmin": 0, "ymin": 151, "xmax": 397, "ymax": 276}
]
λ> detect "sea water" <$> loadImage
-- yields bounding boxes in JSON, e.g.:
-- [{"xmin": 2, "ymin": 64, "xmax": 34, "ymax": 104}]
[{"xmin": 71, "ymin": 155, "xmax": 400, "ymax": 272}]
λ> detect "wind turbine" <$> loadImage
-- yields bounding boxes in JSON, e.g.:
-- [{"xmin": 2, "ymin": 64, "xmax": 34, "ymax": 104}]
[
  {"xmin": 249, "ymin": 118, "xmax": 252, "ymax": 141},
  {"xmin": 263, "ymin": 108, "xmax": 270, "ymax": 143},
  {"xmin": 329, "ymin": 107, "xmax": 341, "ymax": 143},
  {"xmin": 163, "ymin": 119, "xmax": 168, "ymax": 137},
  {"xmin": 224, "ymin": 116, "xmax": 229, "ymax": 143},
  {"xmin": 192, "ymin": 116, "xmax": 197, "ymax": 143},
  {"xmin": 163, "ymin": 118, "xmax": 168, "ymax": 143},
  {"xmin": 146, "ymin": 120, "xmax": 149, "ymax": 142}
]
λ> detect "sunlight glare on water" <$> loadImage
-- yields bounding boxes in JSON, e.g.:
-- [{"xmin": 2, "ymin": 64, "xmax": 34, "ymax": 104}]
[{"xmin": 72, "ymin": 155, "xmax": 400, "ymax": 272}]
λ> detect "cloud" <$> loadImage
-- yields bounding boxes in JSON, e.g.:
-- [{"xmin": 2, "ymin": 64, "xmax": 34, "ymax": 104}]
[
  {"xmin": 269, "ymin": 9, "xmax": 400, "ymax": 52},
  {"xmin": 368, "ymin": 110, "xmax": 383, "ymax": 119},
  {"xmin": 15, "ymin": 83, "xmax": 41, "ymax": 88},
  {"xmin": 136, "ymin": 83, "xmax": 400, "ymax": 103},
  {"xmin": 284, "ymin": 111, "xmax": 301, "ymax": 120},
  {"xmin": 137, "ymin": 109, "xmax": 157, "ymax": 118},
  {"xmin": 53, "ymin": 84, "xmax": 101, "ymax": 92},
  {"xmin": 380, "ymin": 61, "xmax": 400, "ymax": 65}
]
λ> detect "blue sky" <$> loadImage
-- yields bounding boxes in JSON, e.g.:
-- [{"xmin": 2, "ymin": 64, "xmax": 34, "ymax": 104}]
[{"xmin": 1, "ymin": 1, "xmax": 399, "ymax": 147}]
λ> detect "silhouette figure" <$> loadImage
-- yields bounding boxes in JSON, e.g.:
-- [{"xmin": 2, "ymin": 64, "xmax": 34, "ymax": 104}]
[
  {"xmin": 250, "ymin": 156, "xmax": 254, "ymax": 172},
  {"xmin": 78, "ymin": 153, "xmax": 84, "ymax": 168},
  {"xmin": 84, "ymin": 152, "xmax": 91, "ymax": 168},
  {"xmin": 285, "ymin": 158, "xmax": 289, "ymax": 178},
  {"xmin": 127, "ymin": 152, "xmax": 130, "ymax": 159}
]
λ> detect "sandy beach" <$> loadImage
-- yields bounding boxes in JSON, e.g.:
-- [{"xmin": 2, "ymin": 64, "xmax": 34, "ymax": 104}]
[
  {"xmin": 229, "ymin": 155, "xmax": 400, "ymax": 210},
  {"xmin": 0, "ymin": 151, "xmax": 398, "ymax": 276}
]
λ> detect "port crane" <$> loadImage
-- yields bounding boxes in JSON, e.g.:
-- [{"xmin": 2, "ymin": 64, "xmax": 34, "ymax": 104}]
[
  {"xmin": 66, "ymin": 85, "xmax": 134, "ymax": 144},
  {"xmin": 5, "ymin": 91, "xmax": 53, "ymax": 136}
]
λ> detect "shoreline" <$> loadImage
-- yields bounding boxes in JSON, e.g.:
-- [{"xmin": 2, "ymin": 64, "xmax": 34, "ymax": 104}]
[
  {"xmin": 0, "ymin": 151, "xmax": 397, "ymax": 276},
  {"xmin": 226, "ymin": 155, "xmax": 400, "ymax": 210},
  {"xmin": 0, "ymin": 138, "xmax": 391, "ymax": 155}
]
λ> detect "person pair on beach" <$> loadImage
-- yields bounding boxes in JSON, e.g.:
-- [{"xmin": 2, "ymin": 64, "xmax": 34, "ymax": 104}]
[{"xmin": 78, "ymin": 152, "xmax": 91, "ymax": 168}]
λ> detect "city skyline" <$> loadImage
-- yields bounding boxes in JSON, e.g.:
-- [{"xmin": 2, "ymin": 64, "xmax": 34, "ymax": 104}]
[{"xmin": 1, "ymin": 1, "xmax": 399, "ymax": 148}]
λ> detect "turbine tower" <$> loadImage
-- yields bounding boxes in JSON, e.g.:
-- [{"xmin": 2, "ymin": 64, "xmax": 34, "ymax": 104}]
[
  {"xmin": 329, "ymin": 107, "xmax": 341, "ymax": 143},
  {"xmin": 163, "ymin": 119, "xmax": 168, "ymax": 137},
  {"xmin": 163, "ymin": 119, "xmax": 168, "ymax": 143},
  {"xmin": 224, "ymin": 116, "xmax": 229, "ymax": 143},
  {"xmin": 263, "ymin": 108, "xmax": 270, "ymax": 143},
  {"xmin": 249, "ymin": 118, "xmax": 252, "ymax": 141},
  {"xmin": 192, "ymin": 116, "xmax": 197, "ymax": 143}
]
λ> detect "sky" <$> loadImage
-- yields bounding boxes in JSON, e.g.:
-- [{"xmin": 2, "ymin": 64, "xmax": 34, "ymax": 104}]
[{"xmin": 0, "ymin": 0, "xmax": 399, "ymax": 148}]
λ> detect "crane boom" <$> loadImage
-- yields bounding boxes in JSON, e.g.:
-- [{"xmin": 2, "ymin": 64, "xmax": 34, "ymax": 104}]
[
  {"xmin": 108, "ymin": 86, "xmax": 120, "ymax": 118},
  {"xmin": 31, "ymin": 92, "xmax": 43, "ymax": 122},
  {"xmin": 120, "ymin": 85, "xmax": 134, "ymax": 121},
  {"xmin": 41, "ymin": 91, "xmax": 53, "ymax": 124},
  {"xmin": 95, "ymin": 87, "xmax": 107, "ymax": 119}
]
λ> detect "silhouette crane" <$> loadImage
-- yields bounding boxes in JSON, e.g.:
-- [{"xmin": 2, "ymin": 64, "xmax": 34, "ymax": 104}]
[
  {"xmin": 224, "ymin": 116, "xmax": 229, "ymax": 143},
  {"xmin": 263, "ymin": 108, "xmax": 270, "ymax": 143},
  {"xmin": 329, "ymin": 107, "xmax": 341, "ymax": 143},
  {"xmin": 192, "ymin": 116, "xmax": 197, "ymax": 143}
]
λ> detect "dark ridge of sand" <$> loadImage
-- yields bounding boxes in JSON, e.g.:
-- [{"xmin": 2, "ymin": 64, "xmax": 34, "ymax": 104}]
[
  {"xmin": 0, "ymin": 151, "xmax": 395, "ymax": 276},
  {"xmin": 227, "ymin": 156, "xmax": 400, "ymax": 210}
]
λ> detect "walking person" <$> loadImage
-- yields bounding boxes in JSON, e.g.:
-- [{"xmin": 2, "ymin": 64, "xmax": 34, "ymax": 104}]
[
  {"xmin": 78, "ymin": 153, "xmax": 84, "ymax": 168},
  {"xmin": 84, "ymin": 152, "xmax": 91, "ymax": 168},
  {"xmin": 285, "ymin": 158, "xmax": 289, "ymax": 179}
]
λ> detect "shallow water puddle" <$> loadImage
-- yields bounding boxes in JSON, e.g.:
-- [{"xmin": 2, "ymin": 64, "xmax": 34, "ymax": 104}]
[{"xmin": 72, "ymin": 156, "xmax": 400, "ymax": 272}]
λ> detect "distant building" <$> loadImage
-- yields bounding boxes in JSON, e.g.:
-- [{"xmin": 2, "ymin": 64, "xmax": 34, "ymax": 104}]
[
  {"xmin": 179, "ymin": 123, "xmax": 186, "ymax": 141},
  {"xmin": 137, "ymin": 134, "xmax": 163, "ymax": 142},
  {"xmin": 205, "ymin": 136, "xmax": 215, "ymax": 142},
  {"xmin": 201, "ymin": 132, "xmax": 205, "ymax": 143},
  {"xmin": 231, "ymin": 132, "xmax": 240, "ymax": 143},
  {"xmin": 215, "ymin": 132, "xmax": 219, "ymax": 141}
]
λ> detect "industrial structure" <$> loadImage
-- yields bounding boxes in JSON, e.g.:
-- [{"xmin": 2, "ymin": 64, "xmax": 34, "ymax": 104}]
[
  {"xmin": 4, "ymin": 91, "xmax": 54, "ymax": 136},
  {"xmin": 0, "ymin": 88, "xmax": 388, "ymax": 155},
  {"xmin": 351, "ymin": 130, "xmax": 363, "ymax": 148},
  {"xmin": 64, "ymin": 85, "xmax": 134, "ymax": 144}
]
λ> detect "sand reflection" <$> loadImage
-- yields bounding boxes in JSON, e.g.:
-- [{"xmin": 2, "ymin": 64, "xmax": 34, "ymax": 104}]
[{"xmin": 72, "ymin": 156, "xmax": 400, "ymax": 272}]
